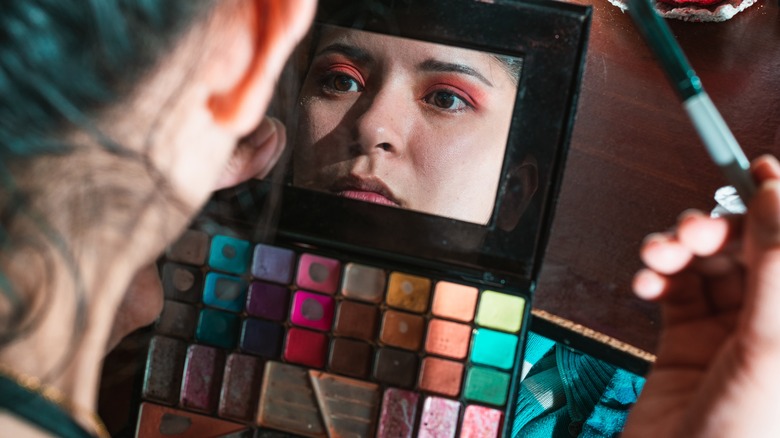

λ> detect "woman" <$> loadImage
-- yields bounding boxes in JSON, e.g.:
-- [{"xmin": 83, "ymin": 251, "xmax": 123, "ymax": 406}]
[
  {"xmin": 0, "ymin": 0, "xmax": 314, "ymax": 436},
  {"xmin": 292, "ymin": 26, "xmax": 522, "ymax": 224}
]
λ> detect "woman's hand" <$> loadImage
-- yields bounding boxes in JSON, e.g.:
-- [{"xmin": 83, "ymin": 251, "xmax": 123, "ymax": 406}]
[{"xmin": 623, "ymin": 155, "xmax": 780, "ymax": 437}]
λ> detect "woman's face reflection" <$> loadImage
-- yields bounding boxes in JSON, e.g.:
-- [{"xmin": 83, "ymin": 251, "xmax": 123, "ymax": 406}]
[{"xmin": 293, "ymin": 27, "xmax": 517, "ymax": 224}]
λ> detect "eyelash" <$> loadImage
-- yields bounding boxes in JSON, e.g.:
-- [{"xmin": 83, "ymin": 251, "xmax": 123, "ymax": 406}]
[{"xmin": 317, "ymin": 64, "xmax": 476, "ymax": 114}]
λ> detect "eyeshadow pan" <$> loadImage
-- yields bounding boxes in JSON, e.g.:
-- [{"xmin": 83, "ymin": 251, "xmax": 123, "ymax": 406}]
[
  {"xmin": 296, "ymin": 253, "xmax": 341, "ymax": 294},
  {"xmin": 166, "ymin": 229, "xmax": 209, "ymax": 266},
  {"xmin": 309, "ymin": 370, "xmax": 381, "ymax": 437},
  {"xmin": 196, "ymin": 308, "xmax": 239, "ymax": 350},
  {"xmin": 257, "ymin": 362, "xmax": 326, "ymax": 437},
  {"xmin": 373, "ymin": 348, "xmax": 418, "ymax": 389},
  {"xmin": 218, "ymin": 353, "xmax": 264, "ymax": 422},
  {"xmin": 341, "ymin": 263, "xmax": 386, "ymax": 303},
  {"xmin": 180, "ymin": 344, "xmax": 225, "ymax": 413},
  {"xmin": 209, "ymin": 235, "xmax": 252, "ymax": 275},
  {"xmin": 432, "ymin": 282, "xmax": 478, "ymax": 322},
  {"xmin": 284, "ymin": 327, "xmax": 328, "ymax": 368},
  {"xmin": 418, "ymin": 357, "xmax": 464, "ymax": 398},
  {"xmin": 386, "ymin": 272, "xmax": 431, "ymax": 313},
  {"xmin": 136, "ymin": 403, "xmax": 246, "ymax": 437},
  {"xmin": 471, "ymin": 328, "xmax": 518, "ymax": 370},
  {"xmin": 290, "ymin": 291, "xmax": 335, "ymax": 331},
  {"xmin": 418, "ymin": 396, "xmax": 460, "ymax": 438},
  {"xmin": 142, "ymin": 336, "xmax": 187, "ymax": 405},
  {"xmin": 240, "ymin": 318, "xmax": 283, "ymax": 358},
  {"xmin": 425, "ymin": 319, "xmax": 471, "ymax": 359},
  {"xmin": 380, "ymin": 310, "xmax": 425, "ymax": 351},
  {"xmin": 461, "ymin": 405, "xmax": 503, "ymax": 438},
  {"xmin": 475, "ymin": 290, "xmax": 525, "ymax": 333},
  {"xmin": 463, "ymin": 366, "xmax": 510, "ymax": 407},
  {"xmin": 246, "ymin": 281, "xmax": 289, "ymax": 322},
  {"xmin": 252, "ymin": 244, "xmax": 296, "ymax": 284},
  {"xmin": 203, "ymin": 273, "xmax": 247, "ymax": 313},
  {"xmin": 161, "ymin": 263, "xmax": 203, "ymax": 304},
  {"xmin": 333, "ymin": 300, "xmax": 378, "ymax": 341},
  {"xmin": 377, "ymin": 388, "xmax": 419, "ymax": 438},
  {"xmin": 328, "ymin": 338, "xmax": 373, "ymax": 379},
  {"xmin": 155, "ymin": 300, "xmax": 197, "ymax": 340}
]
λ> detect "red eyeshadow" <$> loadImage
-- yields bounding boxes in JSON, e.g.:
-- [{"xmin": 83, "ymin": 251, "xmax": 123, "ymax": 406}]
[{"xmin": 284, "ymin": 327, "xmax": 328, "ymax": 368}]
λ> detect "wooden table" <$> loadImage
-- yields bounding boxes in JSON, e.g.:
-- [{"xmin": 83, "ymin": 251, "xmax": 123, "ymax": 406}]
[{"xmin": 532, "ymin": 0, "xmax": 780, "ymax": 373}]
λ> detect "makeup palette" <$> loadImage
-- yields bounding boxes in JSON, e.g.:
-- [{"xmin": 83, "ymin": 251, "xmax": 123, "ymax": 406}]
[{"xmin": 131, "ymin": 0, "xmax": 591, "ymax": 436}]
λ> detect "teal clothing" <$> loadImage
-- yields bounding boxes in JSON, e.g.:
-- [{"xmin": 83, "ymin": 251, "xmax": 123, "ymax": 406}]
[
  {"xmin": 0, "ymin": 374, "xmax": 95, "ymax": 438},
  {"xmin": 513, "ymin": 333, "xmax": 645, "ymax": 437}
]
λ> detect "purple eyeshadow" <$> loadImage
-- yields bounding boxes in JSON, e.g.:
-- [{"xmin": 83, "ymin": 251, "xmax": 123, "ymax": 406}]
[
  {"xmin": 246, "ymin": 281, "xmax": 289, "ymax": 322},
  {"xmin": 240, "ymin": 318, "xmax": 284, "ymax": 359},
  {"xmin": 252, "ymin": 244, "xmax": 296, "ymax": 285},
  {"xmin": 180, "ymin": 344, "xmax": 225, "ymax": 413}
]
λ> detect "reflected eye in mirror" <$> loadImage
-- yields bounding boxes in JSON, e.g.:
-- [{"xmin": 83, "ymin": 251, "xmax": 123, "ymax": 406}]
[{"xmin": 290, "ymin": 25, "xmax": 526, "ymax": 225}]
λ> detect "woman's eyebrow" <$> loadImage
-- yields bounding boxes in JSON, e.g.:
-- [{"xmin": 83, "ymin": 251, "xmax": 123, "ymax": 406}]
[
  {"xmin": 315, "ymin": 43, "xmax": 373, "ymax": 64},
  {"xmin": 418, "ymin": 59, "xmax": 493, "ymax": 87}
]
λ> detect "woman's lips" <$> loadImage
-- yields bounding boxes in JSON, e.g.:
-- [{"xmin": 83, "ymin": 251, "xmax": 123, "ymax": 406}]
[
  {"xmin": 330, "ymin": 175, "xmax": 401, "ymax": 207},
  {"xmin": 337, "ymin": 190, "xmax": 399, "ymax": 206}
]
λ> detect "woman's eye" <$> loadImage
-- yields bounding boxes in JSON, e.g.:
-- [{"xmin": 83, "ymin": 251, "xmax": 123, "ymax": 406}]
[
  {"xmin": 425, "ymin": 90, "xmax": 470, "ymax": 112},
  {"xmin": 324, "ymin": 74, "xmax": 362, "ymax": 93}
]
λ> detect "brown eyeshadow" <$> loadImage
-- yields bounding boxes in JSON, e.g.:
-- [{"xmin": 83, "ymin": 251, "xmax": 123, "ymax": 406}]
[
  {"xmin": 329, "ymin": 338, "xmax": 373, "ymax": 379},
  {"xmin": 166, "ymin": 229, "xmax": 209, "ymax": 266},
  {"xmin": 373, "ymin": 348, "xmax": 418, "ymax": 389},
  {"xmin": 333, "ymin": 300, "xmax": 379, "ymax": 341},
  {"xmin": 309, "ymin": 371, "xmax": 381, "ymax": 437},
  {"xmin": 379, "ymin": 310, "xmax": 425, "ymax": 351},
  {"xmin": 418, "ymin": 357, "xmax": 464, "ymax": 397}
]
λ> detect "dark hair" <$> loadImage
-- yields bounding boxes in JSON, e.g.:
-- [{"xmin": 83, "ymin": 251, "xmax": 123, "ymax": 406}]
[{"xmin": 0, "ymin": 0, "xmax": 216, "ymax": 356}]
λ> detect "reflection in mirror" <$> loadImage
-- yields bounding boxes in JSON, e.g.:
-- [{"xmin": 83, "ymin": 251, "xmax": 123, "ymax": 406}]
[{"xmin": 291, "ymin": 25, "xmax": 522, "ymax": 224}]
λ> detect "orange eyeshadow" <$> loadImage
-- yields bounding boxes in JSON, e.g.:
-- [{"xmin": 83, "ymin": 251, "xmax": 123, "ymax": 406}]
[
  {"xmin": 418, "ymin": 357, "xmax": 464, "ymax": 397},
  {"xmin": 431, "ymin": 282, "xmax": 478, "ymax": 322},
  {"xmin": 386, "ymin": 273, "xmax": 431, "ymax": 313},
  {"xmin": 424, "ymin": 319, "xmax": 471, "ymax": 360}
]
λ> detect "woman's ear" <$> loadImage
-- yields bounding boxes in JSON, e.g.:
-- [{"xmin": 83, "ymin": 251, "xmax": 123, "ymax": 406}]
[
  {"xmin": 206, "ymin": 0, "xmax": 315, "ymax": 137},
  {"xmin": 497, "ymin": 159, "xmax": 538, "ymax": 232}
]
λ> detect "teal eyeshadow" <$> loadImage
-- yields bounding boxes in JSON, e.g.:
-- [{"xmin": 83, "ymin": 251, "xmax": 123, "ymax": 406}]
[
  {"xmin": 470, "ymin": 328, "xmax": 518, "ymax": 370},
  {"xmin": 463, "ymin": 366, "xmax": 510, "ymax": 407},
  {"xmin": 208, "ymin": 235, "xmax": 251, "ymax": 275},
  {"xmin": 196, "ymin": 308, "xmax": 239, "ymax": 349},
  {"xmin": 203, "ymin": 273, "xmax": 247, "ymax": 313}
]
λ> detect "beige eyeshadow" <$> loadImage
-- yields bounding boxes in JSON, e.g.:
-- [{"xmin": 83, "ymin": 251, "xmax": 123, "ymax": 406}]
[
  {"xmin": 342, "ymin": 263, "xmax": 386, "ymax": 303},
  {"xmin": 418, "ymin": 357, "xmax": 463, "ymax": 397},
  {"xmin": 379, "ymin": 310, "xmax": 425, "ymax": 351},
  {"xmin": 386, "ymin": 273, "xmax": 431, "ymax": 313},
  {"xmin": 431, "ymin": 282, "xmax": 478, "ymax": 322},
  {"xmin": 424, "ymin": 319, "xmax": 471, "ymax": 359}
]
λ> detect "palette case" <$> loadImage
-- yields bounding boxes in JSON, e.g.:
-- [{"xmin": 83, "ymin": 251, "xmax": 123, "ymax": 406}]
[{"xmin": 129, "ymin": 0, "xmax": 592, "ymax": 437}]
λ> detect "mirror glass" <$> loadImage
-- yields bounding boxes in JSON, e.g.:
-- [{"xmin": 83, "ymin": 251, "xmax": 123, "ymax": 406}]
[{"xmin": 283, "ymin": 25, "xmax": 522, "ymax": 225}]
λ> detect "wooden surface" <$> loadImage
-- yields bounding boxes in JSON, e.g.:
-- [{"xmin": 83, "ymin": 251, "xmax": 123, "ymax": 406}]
[{"xmin": 534, "ymin": 0, "xmax": 780, "ymax": 357}]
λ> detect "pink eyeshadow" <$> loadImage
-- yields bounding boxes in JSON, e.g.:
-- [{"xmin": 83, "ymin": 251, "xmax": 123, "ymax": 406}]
[
  {"xmin": 461, "ymin": 405, "xmax": 503, "ymax": 438},
  {"xmin": 431, "ymin": 282, "xmax": 478, "ymax": 322},
  {"xmin": 418, "ymin": 396, "xmax": 460, "ymax": 438},
  {"xmin": 284, "ymin": 328, "xmax": 327, "ymax": 368},
  {"xmin": 290, "ymin": 291, "xmax": 335, "ymax": 331},
  {"xmin": 377, "ymin": 388, "xmax": 419, "ymax": 438},
  {"xmin": 296, "ymin": 253, "xmax": 341, "ymax": 294}
]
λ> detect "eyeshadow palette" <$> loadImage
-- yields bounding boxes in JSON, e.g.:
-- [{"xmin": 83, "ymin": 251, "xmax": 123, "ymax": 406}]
[
  {"xmin": 127, "ymin": 0, "xmax": 591, "ymax": 436},
  {"xmin": 139, "ymin": 229, "xmax": 527, "ymax": 437}
]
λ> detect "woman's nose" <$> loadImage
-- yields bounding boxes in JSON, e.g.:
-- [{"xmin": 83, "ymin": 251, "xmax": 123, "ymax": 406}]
[{"xmin": 352, "ymin": 88, "xmax": 408, "ymax": 156}]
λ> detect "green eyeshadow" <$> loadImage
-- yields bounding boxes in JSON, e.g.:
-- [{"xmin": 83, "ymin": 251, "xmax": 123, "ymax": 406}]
[
  {"xmin": 475, "ymin": 290, "xmax": 525, "ymax": 333},
  {"xmin": 463, "ymin": 366, "xmax": 510, "ymax": 406}
]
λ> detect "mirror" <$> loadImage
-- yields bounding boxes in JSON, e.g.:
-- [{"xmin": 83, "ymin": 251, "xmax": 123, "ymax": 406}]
[{"xmin": 280, "ymin": 25, "xmax": 524, "ymax": 225}]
